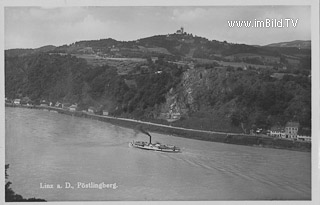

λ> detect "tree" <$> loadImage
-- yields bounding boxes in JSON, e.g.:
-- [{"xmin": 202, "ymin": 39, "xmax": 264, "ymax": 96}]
[{"xmin": 5, "ymin": 164, "xmax": 46, "ymax": 202}]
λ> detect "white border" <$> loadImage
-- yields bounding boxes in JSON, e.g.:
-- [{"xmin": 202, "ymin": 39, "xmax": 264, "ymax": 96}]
[{"xmin": 0, "ymin": 0, "xmax": 319, "ymax": 205}]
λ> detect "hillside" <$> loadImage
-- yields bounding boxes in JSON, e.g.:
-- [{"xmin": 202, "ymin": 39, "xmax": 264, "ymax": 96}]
[
  {"xmin": 5, "ymin": 32, "xmax": 311, "ymax": 134},
  {"xmin": 265, "ymin": 40, "xmax": 311, "ymax": 49},
  {"xmin": 5, "ymin": 45, "xmax": 56, "ymax": 57}
]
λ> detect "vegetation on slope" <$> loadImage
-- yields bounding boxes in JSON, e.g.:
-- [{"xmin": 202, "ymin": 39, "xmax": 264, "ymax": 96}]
[{"xmin": 4, "ymin": 33, "xmax": 311, "ymax": 133}]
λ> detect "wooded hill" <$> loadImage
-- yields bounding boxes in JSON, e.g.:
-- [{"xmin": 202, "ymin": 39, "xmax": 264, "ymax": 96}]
[{"xmin": 5, "ymin": 33, "xmax": 311, "ymax": 133}]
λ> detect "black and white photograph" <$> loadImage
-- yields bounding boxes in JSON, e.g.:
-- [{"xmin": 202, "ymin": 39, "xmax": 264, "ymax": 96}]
[{"xmin": 1, "ymin": 0, "xmax": 319, "ymax": 204}]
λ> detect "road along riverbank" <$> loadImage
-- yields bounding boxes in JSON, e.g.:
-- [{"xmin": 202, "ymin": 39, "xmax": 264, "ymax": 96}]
[{"xmin": 6, "ymin": 104, "xmax": 311, "ymax": 152}]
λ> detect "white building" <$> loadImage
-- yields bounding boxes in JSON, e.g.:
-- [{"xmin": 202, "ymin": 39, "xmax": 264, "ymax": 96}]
[
  {"xmin": 297, "ymin": 135, "xmax": 311, "ymax": 142},
  {"xmin": 297, "ymin": 128, "xmax": 311, "ymax": 142},
  {"xmin": 269, "ymin": 126, "xmax": 285, "ymax": 138},
  {"xmin": 88, "ymin": 107, "xmax": 96, "ymax": 113},
  {"xmin": 285, "ymin": 122, "xmax": 300, "ymax": 139},
  {"xmin": 13, "ymin": 99, "xmax": 21, "ymax": 105},
  {"xmin": 40, "ymin": 100, "xmax": 49, "ymax": 107},
  {"xmin": 69, "ymin": 104, "xmax": 77, "ymax": 112}
]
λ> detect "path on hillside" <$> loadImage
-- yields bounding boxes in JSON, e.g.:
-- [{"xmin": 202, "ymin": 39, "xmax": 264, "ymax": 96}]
[{"xmin": 86, "ymin": 112, "xmax": 248, "ymax": 137}]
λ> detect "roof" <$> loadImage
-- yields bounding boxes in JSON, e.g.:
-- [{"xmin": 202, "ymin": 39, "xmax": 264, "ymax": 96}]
[
  {"xmin": 285, "ymin": 122, "xmax": 300, "ymax": 128},
  {"xmin": 270, "ymin": 126, "xmax": 284, "ymax": 132}
]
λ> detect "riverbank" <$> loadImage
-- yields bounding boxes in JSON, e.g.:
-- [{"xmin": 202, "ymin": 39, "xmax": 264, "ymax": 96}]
[{"xmin": 5, "ymin": 104, "xmax": 311, "ymax": 152}]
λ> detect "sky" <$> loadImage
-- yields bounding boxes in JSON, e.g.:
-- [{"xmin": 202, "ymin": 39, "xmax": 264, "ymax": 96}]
[{"xmin": 4, "ymin": 6, "xmax": 311, "ymax": 49}]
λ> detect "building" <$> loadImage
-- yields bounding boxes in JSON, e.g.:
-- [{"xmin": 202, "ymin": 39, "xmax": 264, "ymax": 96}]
[
  {"xmin": 55, "ymin": 102, "xmax": 62, "ymax": 108},
  {"xmin": 297, "ymin": 135, "xmax": 311, "ymax": 142},
  {"xmin": 176, "ymin": 26, "xmax": 184, "ymax": 34},
  {"xmin": 269, "ymin": 126, "xmax": 285, "ymax": 138},
  {"xmin": 285, "ymin": 122, "xmax": 300, "ymax": 139},
  {"xmin": 297, "ymin": 128, "xmax": 311, "ymax": 142},
  {"xmin": 13, "ymin": 99, "xmax": 21, "ymax": 105},
  {"xmin": 88, "ymin": 107, "xmax": 96, "ymax": 113},
  {"xmin": 69, "ymin": 104, "xmax": 77, "ymax": 112},
  {"xmin": 151, "ymin": 57, "xmax": 158, "ymax": 63},
  {"xmin": 171, "ymin": 112, "xmax": 181, "ymax": 119},
  {"xmin": 40, "ymin": 100, "xmax": 49, "ymax": 107},
  {"xmin": 110, "ymin": 45, "xmax": 120, "ymax": 52},
  {"xmin": 103, "ymin": 110, "xmax": 109, "ymax": 116}
]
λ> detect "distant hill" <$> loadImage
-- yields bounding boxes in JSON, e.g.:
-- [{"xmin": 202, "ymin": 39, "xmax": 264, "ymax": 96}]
[
  {"xmin": 5, "ymin": 45, "xmax": 56, "ymax": 57},
  {"xmin": 265, "ymin": 40, "xmax": 311, "ymax": 49}
]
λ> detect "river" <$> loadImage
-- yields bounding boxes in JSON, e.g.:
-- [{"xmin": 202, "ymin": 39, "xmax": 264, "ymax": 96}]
[{"xmin": 5, "ymin": 107, "xmax": 311, "ymax": 201}]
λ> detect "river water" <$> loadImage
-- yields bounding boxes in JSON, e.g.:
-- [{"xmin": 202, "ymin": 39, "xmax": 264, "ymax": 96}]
[{"xmin": 5, "ymin": 107, "xmax": 311, "ymax": 201}]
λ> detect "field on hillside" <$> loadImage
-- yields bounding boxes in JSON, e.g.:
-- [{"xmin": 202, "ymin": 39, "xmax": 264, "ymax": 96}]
[
  {"xmin": 195, "ymin": 58, "xmax": 273, "ymax": 69},
  {"xmin": 72, "ymin": 54, "xmax": 147, "ymax": 74},
  {"xmin": 138, "ymin": 46, "xmax": 172, "ymax": 55},
  {"xmin": 225, "ymin": 53, "xmax": 280, "ymax": 64}
]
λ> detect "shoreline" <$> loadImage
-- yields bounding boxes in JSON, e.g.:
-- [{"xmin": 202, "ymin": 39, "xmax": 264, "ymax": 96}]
[{"xmin": 5, "ymin": 104, "xmax": 311, "ymax": 152}]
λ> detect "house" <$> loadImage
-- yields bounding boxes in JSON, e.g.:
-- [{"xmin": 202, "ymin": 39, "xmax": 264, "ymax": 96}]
[
  {"xmin": 297, "ymin": 134, "xmax": 311, "ymax": 142},
  {"xmin": 110, "ymin": 48, "xmax": 120, "ymax": 52},
  {"xmin": 69, "ymin": 104, "xmax": 77, "ymax": 112},
  {"xmin": 26, "ymin": 102, "xmax": 33, "ymax": 107},
  {"xmin": 110, "ymin": 45, "xmax": 119, "ymax": 52},
  {"xmin": 151, "ymin": 57, "xmax": 158, "ymax": 63},
  {"xmin": 40, "ymin": 100, "xmax": 49, "ymax": 107},
  {"xmin": 103, "ymin": 110, "xmax": 109, "ymax": 116},
  {"xmin": 171, "ymin": 112, "xmax": 181, "ymax": 119},
  {"xmin": 176, "ymin": 26, "xmax": 184, "ymax": 34},
  {"xmin": 88, "ymin": 107, "xmax": 96, "ymax": 113},
  {"xmin": 13, "ymin": 99, "xmax": 21, "ymax": 105},
  {"xmin": 285, "ymin": 122, "xmax": 300, "ymax": 139},
  {"xmin": 269, "ymin": 125, "xmax": 285, "ymax": 138},
  {"xmin": 55, "ymin": 102, "xmax": 62, "ymax": 108},
  {"xmin": 297, "ymin": 128, "xmax": 311, "ymax": 142},
  {"xmin": 255, "ymin": 128, "xmax": 263, "ymax": 134}
]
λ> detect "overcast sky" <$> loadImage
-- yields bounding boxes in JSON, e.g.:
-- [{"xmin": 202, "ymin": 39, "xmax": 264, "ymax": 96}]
[{"xmin": 4, "ymin": 6, "xmax": 311, "ymax": 49}]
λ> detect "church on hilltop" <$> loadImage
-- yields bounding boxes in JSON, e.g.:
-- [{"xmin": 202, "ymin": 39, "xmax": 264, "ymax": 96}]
[{"xmin": 176, "ymin": 26, "xmax": 185, "ymax": 35}]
